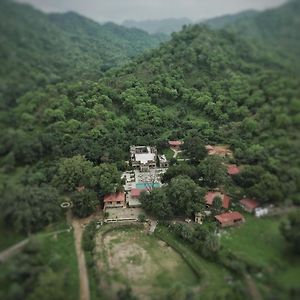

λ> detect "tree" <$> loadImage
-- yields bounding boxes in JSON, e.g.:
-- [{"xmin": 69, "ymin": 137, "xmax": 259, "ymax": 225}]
[
  {"xmin": 55, "ymin": 155, "xmax": 93, "ymax": 192},
  {"xmin": 167, "ymin": 176, "xmax": 205, "ymax": 217},
  {"xmin": 233, "ymin": 165, "xmax": 265, "ymax": 188},
  {"xmin": 140, "ymin": 189, "xmax": 173, "ymax": 219},
  {"xmin": 248, "ymin": 172, "xmax": 283, "ymax": 203},
  {"xmin": 90, "ymin": 163, "xmax": 122, "ymax": 195},
  {"xmin": 201, "ymin": 233, "xmax": 220, "ymax": 259},
  {"xmin": 198, "ymin": 156, "xmax": 227, "ymax": 188},
  {"xmin": 212, "ymin": 196, "xmax": 223, "ymax": 214},
  {"xmin": 162, "ymin": 163, "xmax": 198, "ymax": 183},
  {"xmin": 281, "ymin": 211, "xmax": 300, "ymax": 255},
  {"xmin": 71, "ymin": 189, "xmax": 98, "ymax": 218},
  {"xmin": 138, "ymin": 213, "xmax": 146, "ymax": 222},
  {"xmin": 182, "ymin": 136, "xmax": 207, "ymax": 163},
  {"xmin": 1, "ymin": 185, "xmax": 61, "ymax": 234},
  {"xmin": 117, "ymin": 286, "xmax": 137, "ymax": 300}
]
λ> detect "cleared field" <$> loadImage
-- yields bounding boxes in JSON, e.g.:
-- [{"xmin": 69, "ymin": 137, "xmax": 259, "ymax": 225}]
[{"xmin": 95, "ymin": 226, "xmax": 199, "ymax": 299}]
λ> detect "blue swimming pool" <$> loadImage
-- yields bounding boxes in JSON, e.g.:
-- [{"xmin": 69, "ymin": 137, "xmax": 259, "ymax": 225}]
[{"xmin": 136, "ymin": 182, "xmax": 161, "ymax": 189}]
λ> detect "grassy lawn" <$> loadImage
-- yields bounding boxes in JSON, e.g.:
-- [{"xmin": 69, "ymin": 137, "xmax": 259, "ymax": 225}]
[
  {"xmin": 155, "ymin": 225, "xmax": 232, "ymax": 300},
  {"xmin": 163, "ymin": 148, "xmax": 174, "ymax": 160},
  {"xmin": 220, "ymin": 214, "xmax": 300, "ymax": 297},
  {"xmin": 36, "ymin": 231, "xmax": 79, "ymax": 300},
  {"xmin": 221, "ymin": 215, "xmax": 286, "ymax": 268},
  {"xmin": 95, "ymin": 225, "xmax": 199, "ymax": 299}
]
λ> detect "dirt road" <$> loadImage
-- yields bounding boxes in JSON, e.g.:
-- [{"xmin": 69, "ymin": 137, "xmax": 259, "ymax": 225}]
[
  {"xmin": 72, "ymin": 218, "xmax": 90, "ymax": 300},
  {"xmin": 71, "ymin": 210, "xmax": 103, "ymax": 300}
]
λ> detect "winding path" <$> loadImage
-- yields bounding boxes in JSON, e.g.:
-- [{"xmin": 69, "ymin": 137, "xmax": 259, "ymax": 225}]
[
  {"xmin": 0, "ymin": 239, "xmax": 29, "ymax": 263},
  {"xmin": 71, "ymin": 210, "xmax": 103, "ymax": 300}
]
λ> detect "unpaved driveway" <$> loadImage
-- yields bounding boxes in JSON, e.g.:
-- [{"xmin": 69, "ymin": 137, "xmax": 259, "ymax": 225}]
[
  {"xmin": 72, "ymin": 218, "xmax": 90, "ymax": 300},
  {"xmin": 72, "ymin": 210, "xmax": 103, "ymax": 300}
]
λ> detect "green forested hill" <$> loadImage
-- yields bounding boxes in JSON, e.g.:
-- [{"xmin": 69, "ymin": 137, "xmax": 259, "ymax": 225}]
[
  {"xmin": 48, "ymin": 12, "xmax": 167, "ymax": 61},
  {"xmin": 206, "ymin": 0, "xmax": 300, "ymax": 72},
  {"xmin": 0, "ymin": 0, "xmax": 167, "ymax": 107},
  {"xmin": 1, "ymin": 24, "xmax": 299, "ymax": 207}
]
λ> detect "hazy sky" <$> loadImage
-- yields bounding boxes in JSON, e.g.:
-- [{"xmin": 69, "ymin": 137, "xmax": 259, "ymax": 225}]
[{"xmin": 16, "ymin": 0, "xmax": 288, "ymax": 23}]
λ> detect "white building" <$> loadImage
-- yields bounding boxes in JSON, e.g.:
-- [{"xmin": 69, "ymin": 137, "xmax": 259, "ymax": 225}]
[{"xmin": 130, "ymin": 146, "xmax": 157, "ymax": 172}]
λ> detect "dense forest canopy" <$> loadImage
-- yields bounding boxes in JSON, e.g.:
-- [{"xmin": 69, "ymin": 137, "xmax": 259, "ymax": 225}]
[
  {"xmin": 0, "ymin": 0, "xmax": 299, "ymax": 238},
  {"xmin": 205, "ymin": 0, "xmax": 300, "ymax": 73},
  {"xmin": 0, "ymin": 0, "xmax": 167, "ymax": 108}
]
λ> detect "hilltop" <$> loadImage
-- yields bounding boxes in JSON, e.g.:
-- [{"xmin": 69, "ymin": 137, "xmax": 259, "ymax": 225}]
[{"xmin": 205, "ymin": 0, "xmax": 300, "ymax": 72}]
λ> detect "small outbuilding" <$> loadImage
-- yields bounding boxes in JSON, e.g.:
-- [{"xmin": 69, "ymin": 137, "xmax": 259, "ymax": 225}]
[
  {"xmin": 158, "ymin": 154, "xmax": 169, "ymax": 168},
  {"xmin": 240, "ymin": 198, "xmax": 260, "ymax": 213},
  {"xmin": 104, "ymin": 192, "xmax": 126, "ymax": 210},
  {"xmin": 195, "ymin": 212, "xmax": 204, "ymax": 224},
  {"xmin": 215, "ymin": 212, "xmax": 245, "ymax": 228}
]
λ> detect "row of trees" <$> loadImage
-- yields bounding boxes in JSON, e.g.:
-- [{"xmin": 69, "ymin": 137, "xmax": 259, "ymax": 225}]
[{"xmin": 170, "ymin": 222, "xmax": 220, "ymax": 260}]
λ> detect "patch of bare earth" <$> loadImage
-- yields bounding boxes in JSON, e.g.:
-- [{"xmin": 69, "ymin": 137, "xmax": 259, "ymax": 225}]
[{"xmin": 95, "ymin": 228, "xmax": 198, "ymax": 300}]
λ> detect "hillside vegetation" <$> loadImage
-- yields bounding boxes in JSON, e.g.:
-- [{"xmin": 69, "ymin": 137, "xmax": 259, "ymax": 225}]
[
  {"xmin": 1, "ymin": 22, "xmax": 299, "ymax": 215},
  {"xmin": 0, "ymin": 0, "xmax": 167, "ymax": 108},
  {"xmin": 206, "ymin": 0, "xmax": 300, "ymax": 73}
]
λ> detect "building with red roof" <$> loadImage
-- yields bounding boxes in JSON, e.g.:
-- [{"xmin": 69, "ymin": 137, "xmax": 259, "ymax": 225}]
[
  {"xmin": 240, "ymin": 198, "xmax": 260, "ymax": 213},
  {"xmin": 168, "ymin": 140, "xmax": 183, "ymax": 151},
  {"xmin": 127, "ymin": 188, "xmax": 150, "ymax": 208},
  {"xmin": 131, "ymin": 188, "xmax": 142, "ymax": 198},
  {"xmin": 227, "ymin": 164, "xmax": 241, "ymax": 176},
  {"xmin": 215, "ymin": 212, "xmax": 245, "ymax": 228},
  {"xmin": 104, "ymin": 192, "xmax": 125, "ymax": 210},
  {"xmin": 205, "ymin": 192, "xmax": 230, "ymax": 209}
]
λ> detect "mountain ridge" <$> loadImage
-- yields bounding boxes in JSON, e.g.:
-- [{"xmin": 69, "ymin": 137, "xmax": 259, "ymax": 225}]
[{"xmin": 0, "ymin": 0, "xmax": 167, "ymax": 107}]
